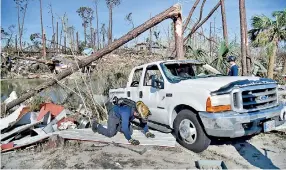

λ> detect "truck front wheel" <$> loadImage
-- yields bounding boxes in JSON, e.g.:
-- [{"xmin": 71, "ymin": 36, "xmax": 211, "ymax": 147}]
[{"xmin": 174, "ymin": 109, "xmax": 211, "ymax": 153}]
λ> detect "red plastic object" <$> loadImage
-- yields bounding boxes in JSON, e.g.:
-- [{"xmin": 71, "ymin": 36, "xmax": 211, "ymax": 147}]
[
  {"xmin": 1, "ymin": 142, "xmax": 14, "ymax": 151},
  {"xmin": 37, "ymin": 103, "xmax": 64, "ymax": 121}
]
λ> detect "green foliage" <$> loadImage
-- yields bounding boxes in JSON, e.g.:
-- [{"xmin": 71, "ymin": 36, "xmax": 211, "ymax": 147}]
[
  {"xmin": 249, "ymin": 10, "xmax": 286, "ymax": 46},
  {"xmin": 29, "ymin": 96, "xmax": 46, "ymax": 111},
  {"xmin": 106, "ymin": 0, "xmax": 121, "ymax": 8}
]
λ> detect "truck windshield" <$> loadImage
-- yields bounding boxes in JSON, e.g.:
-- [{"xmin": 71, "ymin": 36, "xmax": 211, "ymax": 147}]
[{"xmin": 160, "ymin": 63, "xmax": 223, "ymax": 82}]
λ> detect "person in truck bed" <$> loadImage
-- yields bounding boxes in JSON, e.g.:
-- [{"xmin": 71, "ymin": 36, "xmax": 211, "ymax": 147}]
[
  {"xmin": 227, "ymin": 55, "xmax": 239, "ymax": 76},
  {"xmin": 91, "ymin": 98, "xmax": 155, "ymax": 145}
]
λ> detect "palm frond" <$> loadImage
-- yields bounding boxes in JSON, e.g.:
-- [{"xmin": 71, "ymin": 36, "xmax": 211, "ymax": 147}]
[{"xmin": 251, "ymin": 15, "xmax": 272, "ymax": 30}]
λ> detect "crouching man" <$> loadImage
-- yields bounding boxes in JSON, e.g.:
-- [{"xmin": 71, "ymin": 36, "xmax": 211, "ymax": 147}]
[{"xmin": 91, "ymin": 98, "xmax": 155, "ymax": 145}]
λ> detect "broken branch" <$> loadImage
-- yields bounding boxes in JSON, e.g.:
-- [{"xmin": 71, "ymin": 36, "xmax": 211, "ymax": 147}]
[
  {"xmin": 184, "ymin": 1, "xmax": 221, "ymax": 43},
  {"xmin": 182, "ymin": 0, "xmax": 200, "ymax": 33}
]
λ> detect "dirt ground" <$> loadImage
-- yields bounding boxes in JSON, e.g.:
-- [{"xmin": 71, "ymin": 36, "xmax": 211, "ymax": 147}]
[{"xmin": 1, "ymin": 130, "xmax": 286, "ymax": 169}]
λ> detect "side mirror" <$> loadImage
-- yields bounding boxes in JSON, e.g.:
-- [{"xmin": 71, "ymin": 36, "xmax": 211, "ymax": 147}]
[{"xmin": 151, "ymin": 75, "xmax": 164, "ymax": 89}]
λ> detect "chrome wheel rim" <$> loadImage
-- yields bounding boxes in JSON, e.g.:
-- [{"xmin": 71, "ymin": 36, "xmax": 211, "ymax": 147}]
[{"xmin": 179, "ymin": 119, "xmax": 197, "ymax": 144}]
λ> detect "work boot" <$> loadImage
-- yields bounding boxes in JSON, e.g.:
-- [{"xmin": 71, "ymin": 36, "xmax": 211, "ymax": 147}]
[{"xmin": 91, "ymin": 119, "xmax": 98, "ymax": 133}]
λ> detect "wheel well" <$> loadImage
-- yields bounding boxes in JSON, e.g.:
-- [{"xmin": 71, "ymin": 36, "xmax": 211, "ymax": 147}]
[{"xmin": 171, "ymin": 104, "xmax": 198, "ymax": 128}]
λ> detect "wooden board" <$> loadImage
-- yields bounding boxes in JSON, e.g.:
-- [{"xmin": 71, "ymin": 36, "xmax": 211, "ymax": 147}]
[{"xmin": 55, "ymin": 128, "xmax": 176, "ymax": 147}]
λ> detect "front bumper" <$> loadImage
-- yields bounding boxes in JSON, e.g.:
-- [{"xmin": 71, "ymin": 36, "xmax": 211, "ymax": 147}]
[{"xmin": 199, "ymin": 104, "xmax": 286, "ymax": 138}]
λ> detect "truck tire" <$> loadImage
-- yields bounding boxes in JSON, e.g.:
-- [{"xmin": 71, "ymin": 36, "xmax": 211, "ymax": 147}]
[{"xmin": 174, "ymin": 109, "xmax": 211, "ymax": 153}]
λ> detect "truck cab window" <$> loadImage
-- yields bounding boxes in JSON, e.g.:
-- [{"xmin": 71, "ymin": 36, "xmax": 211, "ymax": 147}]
[
  {"xmin": 144, "ymin": 65, "xmax": 163, "ymax": 86},
  {"xmin": 130, "ymin": 68, "xmax": 143, "ymax": 87}
]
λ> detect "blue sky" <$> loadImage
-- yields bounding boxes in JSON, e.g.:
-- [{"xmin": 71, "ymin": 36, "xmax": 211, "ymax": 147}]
[{"xmin": 1, "ymin": 0, "xmax": 286, "ymax": 45}]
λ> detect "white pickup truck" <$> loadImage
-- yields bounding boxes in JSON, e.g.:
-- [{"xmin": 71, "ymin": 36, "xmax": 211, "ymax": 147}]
[{"xmin": 109, "ymin": 60, "xmax": 286, "ymax": 152}]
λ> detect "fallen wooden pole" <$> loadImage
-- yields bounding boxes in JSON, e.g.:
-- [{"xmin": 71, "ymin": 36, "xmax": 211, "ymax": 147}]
[
  {"xmin": 15, "ymin": 56, "xmax": 52, "ymax": 64},
  {"xmin": 1, "ymin": 4, "xmax": 182, "ymax": 113}
]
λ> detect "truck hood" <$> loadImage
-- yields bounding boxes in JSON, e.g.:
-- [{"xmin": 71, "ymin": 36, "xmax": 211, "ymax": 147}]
[{"xmin": 179, "ymin": 76, "xmax": 260, "ymax": 91}]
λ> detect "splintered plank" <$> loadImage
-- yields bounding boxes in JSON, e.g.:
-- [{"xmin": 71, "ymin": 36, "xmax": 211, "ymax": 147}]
[{"xmin": 54, "ymin": 129, "xmax": 176, "ymax": 147}]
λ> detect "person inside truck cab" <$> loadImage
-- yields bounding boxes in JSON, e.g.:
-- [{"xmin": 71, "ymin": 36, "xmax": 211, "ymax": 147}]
[
  {"xmin": 227, "ymin": 55, "xmax": 239, "ymax": 76},
  {"xmin": 91, "ymin": 98, "xmax": 155, "ymax": 145}
]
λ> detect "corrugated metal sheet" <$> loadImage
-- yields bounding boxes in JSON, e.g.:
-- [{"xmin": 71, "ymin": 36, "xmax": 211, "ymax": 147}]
[
  {"xmin": 54, "ymin": 128, "xmax": 176, "ymax": 147},
  {"xmin": 1, "ymin": 121, "xmax": 41, "ymax": 141}
]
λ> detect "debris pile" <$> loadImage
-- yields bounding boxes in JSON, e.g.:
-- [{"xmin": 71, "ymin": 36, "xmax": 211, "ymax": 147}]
[
  {"xmin": 1, "ymin": 91, "xmax": 176, "ymax": 153},
  {"xmin": 0, "ymin": 92, "xmax": 92, "ymax": 152}
]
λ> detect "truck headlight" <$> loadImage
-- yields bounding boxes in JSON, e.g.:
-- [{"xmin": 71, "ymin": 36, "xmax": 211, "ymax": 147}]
[{"xmin": 206, "ymin": 95, "xmax": 231, "ymax": 113}]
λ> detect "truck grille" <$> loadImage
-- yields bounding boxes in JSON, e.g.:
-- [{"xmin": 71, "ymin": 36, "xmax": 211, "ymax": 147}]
[{"xmin": 232, "ymin": 84, "xmax": 278, "ymax": 112}]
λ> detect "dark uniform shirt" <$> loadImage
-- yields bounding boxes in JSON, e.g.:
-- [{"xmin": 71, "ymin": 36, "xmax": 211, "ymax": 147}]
[{"xmin": 228, "ymin": 64, "xmax": 239, "ymax": 76}]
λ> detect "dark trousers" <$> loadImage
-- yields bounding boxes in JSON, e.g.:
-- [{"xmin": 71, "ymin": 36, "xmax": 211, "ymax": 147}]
[{"xmin": 97, "ymin": 112, "xmax": 133, "ymax": 138}]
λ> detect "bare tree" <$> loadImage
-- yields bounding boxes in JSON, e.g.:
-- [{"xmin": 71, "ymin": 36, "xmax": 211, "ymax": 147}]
[
  {"xmin": 106, "ymin": 0, "xmax": 121, "ymax": 44},
  {"xmin": 39, "ymin": 0, "xmax": 46, "ymax": 59},
  {"xmin": 15, "ymin": 0, "xmax": 28, "ymax": 51},
  {"xmin": 100, "ymin": 23, "xmax": 107, "ymax": 48},
  {"xmin": 77, "ymin": 7, "xmax": 93, "ymax": 46},
  {"xmin": 48, "ymin": 3, "xmax": 55, "ymax": 50},
  {"xmin": 239, "ymin": 0, "xmax": 247, "ymax": 76},
  {"xmin": 220, "ymin": 0, "xmax": 228, "ymax": 45},
  {"xmin": 94, "ymin": 0, "xmax": 100, "ymax": 49},
  {"xmin": 89, "ymin": 10, "xmax": 94, "ymax": 47}
]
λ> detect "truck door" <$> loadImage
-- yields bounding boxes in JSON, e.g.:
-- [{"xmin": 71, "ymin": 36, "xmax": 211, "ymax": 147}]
[
  {"xmin": 140, "ymin": 65, "xmax": 169, "ymax": 125},
  {"xmin": 127, "ymin": 68, "xmax": 143, "ymax": 102}
]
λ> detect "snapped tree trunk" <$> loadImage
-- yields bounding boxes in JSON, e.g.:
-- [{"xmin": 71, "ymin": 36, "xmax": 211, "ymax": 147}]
[
  {"xmin": 39, "ymin": 0, "xmax": 46, "ymax": 59},
  {"xmin": 267, "ymin": 40, "xmax": 278, "ymax": 79},
  {"xmin": 108, "ymin": 6, "xmax": 113, "ymax": 45},
  {"xmin": 1, "ymin": 4, "xmax": 182, "ymax": 113},
  {"xmin": 239, "ymin": 0, "xmax": 247, "ymax": 76},
  {"xmin": 173, "ymin": 13, "xmax": 184, "ymax": 59},
  {"xmin": 220, "ymin": 0, "xmax": 228, "ymax": 45}
]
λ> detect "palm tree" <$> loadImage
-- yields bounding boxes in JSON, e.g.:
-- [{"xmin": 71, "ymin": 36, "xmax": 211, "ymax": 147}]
[
  {"xmin": 249, "ymin": 10, "xmax": 286, "ymax": 79},
  {"xmin": 106, "ymin": 0, "xmax": 120, "ymax": 45}
]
